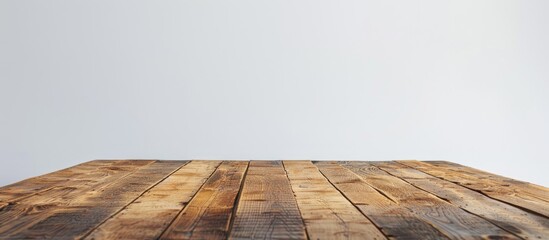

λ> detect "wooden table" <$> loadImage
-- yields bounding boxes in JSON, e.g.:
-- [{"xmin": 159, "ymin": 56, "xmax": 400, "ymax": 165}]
[{"xmin": 0, "ymin": 160, "xmax": 547, "ymax": 240}]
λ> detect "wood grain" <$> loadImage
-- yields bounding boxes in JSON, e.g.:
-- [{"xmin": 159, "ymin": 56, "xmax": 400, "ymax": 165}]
[
  {"xmin": 284, "ymin": 160, "xmax": 386, "ymax": 240},
  {"xmin": 373, "ymin": 161, "xmax": 549, "ymax": 240},
  {"xmin": 341, "ymin": 161, "xmax": 519, "ymax": 240},
  {"xmin": 85, "ymin": 160, "xmax": 221, "ymax": 240},
  {"xmin": 0, "ymin": 160, "xmax": 137, "ymax": 203},
  {"xmin": 1, "ymin": 160, "xmax": 186, "ymax": 239},
  {"xmin": 0, "ymin": 160, "xmax": 157, "ymax": 238},
  {"xmin": 314, "ymin": 161, "xmax": 449, "ymax": 239},
  {"xmin": 1, "ymin": 160, "xmax": 547, "ymax": 240},
  {"xmin": 229, "ymin": 161, "xmax": 307, "ymax": 240},
  {"xmin": 430, "ymin": 161, "xmax": 549, "ymax": 202},
  {"xmin": 399, "ymin": 160, "xmax": 549, "ymax": 218},
  {"xmin": 160, "ymin": 161, "xmax": 248, "ymax": 240}
]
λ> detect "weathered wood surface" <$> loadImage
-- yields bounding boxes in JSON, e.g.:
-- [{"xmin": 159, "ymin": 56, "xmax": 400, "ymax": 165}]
[
  {"xmin": 160, "ymin": 161, "xmax": 248, "ymax": 240},
  {"xmin": 398, "ymin": 160, "xmax": 549, "ymax": 218},
  {"xmin": 340, "ymin": 161, "xmax": 519, "ymax": 240},
  {"xmin": 0, "ymin": 160, "xmax": 547, "ymax": 240},
  {"xmin": 86, "ymin": 161, "xmax": 221, "ymax": 240},
  {"xmin": 284, "ymin": 160, "xmax": 386, "ymax": 240},
  {"xmin": 373, "ymin": 161, "xmax": 549, "ymax": 239},
  {"xmin": 229, "ymin": 161, "xmax": 307, "ymax": 240},
  {"xmin": 314, "ymin": 161, "xmax": 449, "ymax": 239}
]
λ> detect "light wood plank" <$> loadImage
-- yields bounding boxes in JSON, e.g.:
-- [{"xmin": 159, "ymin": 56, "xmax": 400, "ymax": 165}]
[
  {"xmin": 399, "ymin": 160, "xmax": 549, "ymax": 218},
  {"xmin": 1, "ymin": 160, "xmax": 186, "ymax": 239},
  {"xmin": 342, "ymin": 161, "xmax": 519, "ymax": 240},
  {"xmin": 283, "ymin": 160, "xmax": 386, "ymax": 240},
  {"xmin": 160, "ymin": 161, "xmax": 248, "ymax": 240},
  {"xmin": 0, "ymin": 160, "xmax": 130, "ymax": 202},
  {"xmin": 314, "ymin": 161, "xmax": 449, "ymax": 239},
  {"xmin": 85, "ymin": 160, "xmax": 221, "ymax": 240},
  {"xmin": 429, "ymin": 161, "xmax": 549, "ymax": 201},
  {"xmin": 0, "ymin": 160, "xmax": 156, "ymax": 238},
  {"xmin": 229, "ymin": 161, "xmax": 307, "ymax": 240},
  {"xmin": 374, "ymin": 161, "xmax": 549, "ymax": 240}
]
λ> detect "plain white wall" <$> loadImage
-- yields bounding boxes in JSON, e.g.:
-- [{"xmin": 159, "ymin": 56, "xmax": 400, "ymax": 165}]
[{"xmin": 1, "ymin": 0, "xmax": 548, "ymax": 186}]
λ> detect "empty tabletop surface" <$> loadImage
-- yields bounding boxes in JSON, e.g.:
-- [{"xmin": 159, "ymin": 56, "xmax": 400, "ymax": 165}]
[{"xmin": 0, "ymin": 160, "xmax": 548, "ymax": 240}]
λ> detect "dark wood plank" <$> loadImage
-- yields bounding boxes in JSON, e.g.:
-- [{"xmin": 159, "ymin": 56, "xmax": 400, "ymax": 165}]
[
  {"xmin": 399, "ymin": 160, "xmax": 549, "ymax": 218},
  {"xmin": 229, "ymin": 161, "xmax": 307, "ymax": 240},
  {"xmin": 0, "ymin": 160, "xmax": 157, "ymax": 238},
  {"xmin": 85, "ymin": 160, "xmax": 221, "ymax": 240},
  {"xmin": 283, "ymin": 160, "xmax": 386, "ymax": 240},
  {"xmin": 314, "ymin": 161, "xmax": 449, "ymax": 239},
  {"xmin": 1, "ymin": 160, "xmax": 186, "ymax": 239},
  {"xmin": 160, "ymin": 161, "xmax": 248, "ymax": 240},
  {"xmin": 374, "ymin": 161, "xmax": 549, "ymax": 240},
  {"xmin": 341, "ymin": 161, "xmax": 519, "ymax": 240}
]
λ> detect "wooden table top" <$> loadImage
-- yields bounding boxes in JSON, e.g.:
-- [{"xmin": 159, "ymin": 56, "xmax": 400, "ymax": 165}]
[{"xmin": 0, "ymin": 160, "xmax": 547, "ymax": 240}]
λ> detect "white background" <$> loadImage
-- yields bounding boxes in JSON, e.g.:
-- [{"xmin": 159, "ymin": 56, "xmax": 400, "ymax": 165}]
[{"xmin": 1, "ymin": 0, "xmax": 548, "ymax": 186}]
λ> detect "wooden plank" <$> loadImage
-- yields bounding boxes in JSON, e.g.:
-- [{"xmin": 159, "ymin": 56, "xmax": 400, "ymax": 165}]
[
  {"xmin": 399, "ymin": 160, "xmax": 549, "ymax": 218},
  {"xmin": 229, "ymin": 161, "xmax": 307, "ymax": 240},
  {"xmin": 429, "ymin": 161, "xmax": 549, "ymax": 201},
  {"xmin": 85, "ymin": 160, "xmax": 221, "ymax": 240},
  {"xmin": 0, "ymin": 160, "xmax": 126, "ymax": 202},
  {"xmin": 374, "ymin": 161, "xmax": 549, "ymax": 240},
  {"xmin": 429, "ymin": 161, "xmax": 549, "ymax": 204},
  {"xmin": 341, "ymin": 161, "xmax": 519, "ymax": 240},
  {"xmin": 160, "ymin": 161, "xmax": 248, "ymax": 240},
  {"xmin": 314, "ymin": 161, "xmax": 449, "ymax": 240},
  {"xmin": 0, "ymin": 160, "xmax": 156, "ymax": 238},
  {"xmin": 283, "ymin": 160, "xmax": 386, "ymax": 240},
  {"xmin": 1, "ymin": 160, "xmax": 186, "ymax": 239}
]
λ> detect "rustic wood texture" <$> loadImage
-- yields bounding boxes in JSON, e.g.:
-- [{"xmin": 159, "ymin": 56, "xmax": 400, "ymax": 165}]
[
  {"xmin": 340, "ymin": 161, "xmax": 520, "ymax": 239},
  {"xmin": 373, "ymin": 161, "xmax": 549, "ymax": 240},
  {"xmin": 229, "ymin": 161, "xmax": 307, "ymax": 240},
  {"xmin": 284, "ymin": 160, "xmax": 386, "ymax": 240},
  {"xmin": 160, "ymin": 161, "xmax": 248, "ymax": 240},
  {"xmin": 398, "ymin": 160, "xmax": 549, "ymax": 218},
  {"xmin": 85, "ymin": 161, "xmax": 221, "ymax": 240},
  {"xmin": 314, "ymin": 161, "xmax": 449, "ymax": 239},
  {"xmin": 0, "ymin": 160, "xmax": 547, "ymax": 240}
]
